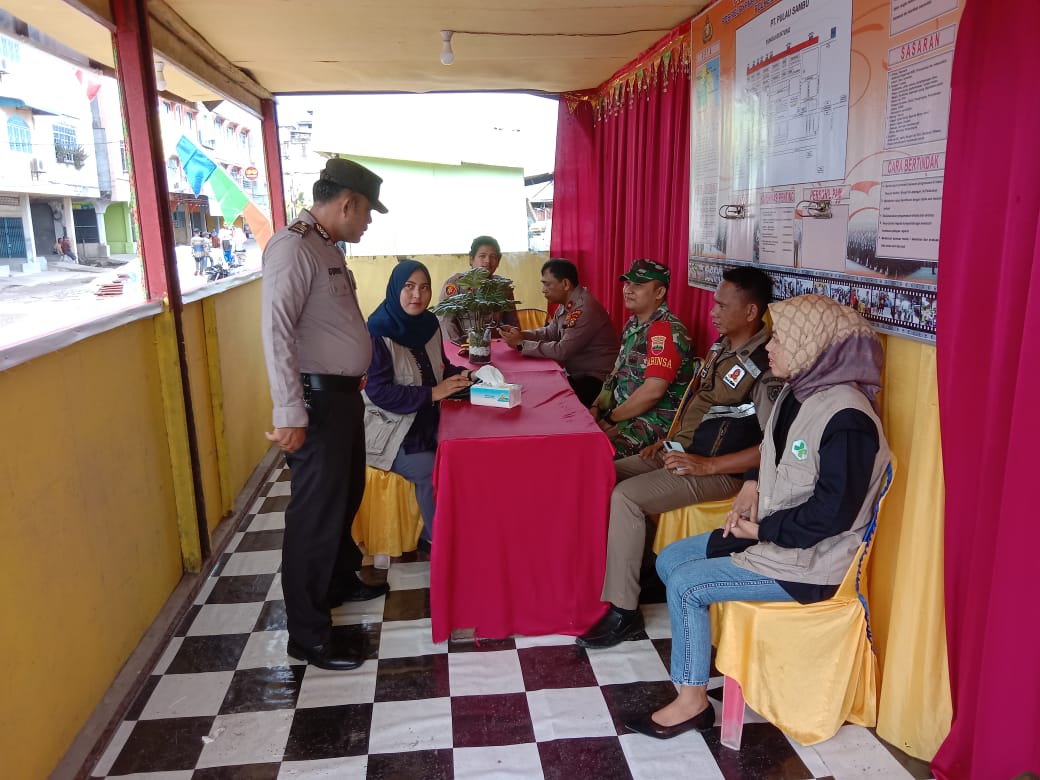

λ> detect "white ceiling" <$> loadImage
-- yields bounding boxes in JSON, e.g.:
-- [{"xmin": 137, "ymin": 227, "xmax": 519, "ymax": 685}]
[{"xmin": 7, "ymin": 0, "xmax": 709, "ymax": 107}]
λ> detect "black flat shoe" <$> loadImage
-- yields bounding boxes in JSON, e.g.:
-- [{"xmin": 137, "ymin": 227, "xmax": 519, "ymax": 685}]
[
  {"xmin": 328, "ymin": 579, "xmax": 390, "ymax": 607},
  {"xmin": 624, "ymin": 703, "xmax": 715, "ymax": 739},
  {"xmin": 286, "ymin": 638, "xmax": 364, "ymax": 671},
  {"xmin": 575, "ymin": 606, "xmax": 645, "ymax": 649}
]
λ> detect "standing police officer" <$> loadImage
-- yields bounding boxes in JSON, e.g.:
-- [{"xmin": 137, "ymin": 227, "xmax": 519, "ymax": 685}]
[{"xmin": 262, "ymin": 158, "xmax": 389, "ymax": 670}]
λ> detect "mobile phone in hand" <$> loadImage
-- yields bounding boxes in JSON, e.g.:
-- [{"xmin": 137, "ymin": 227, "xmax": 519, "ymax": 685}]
[{"xmin": 662, "ymin": 440, "xmax": 684, "ymax": 452}]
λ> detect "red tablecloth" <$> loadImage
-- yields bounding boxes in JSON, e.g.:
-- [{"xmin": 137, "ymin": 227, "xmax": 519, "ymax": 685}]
[{"xmin": 431, "ymin": 341, "xmax": 615, "ymax": 642}]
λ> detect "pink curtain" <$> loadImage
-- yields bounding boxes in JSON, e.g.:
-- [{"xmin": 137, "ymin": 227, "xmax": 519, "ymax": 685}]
[
  {"xmin": 553, "ymin": 28, "xmax": 716, "ymax": 354},
  {"xmin": 932, "ymin": 1, "xmax": 1040, "ymax": 777}
]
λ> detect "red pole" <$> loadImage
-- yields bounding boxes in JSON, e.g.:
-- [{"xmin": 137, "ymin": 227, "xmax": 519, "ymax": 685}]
[
  {"xmin": 260, "ymin": 98, "xmax": 287, "ymax": 232},
  {"xmin": 111, "ymin": 0, "xmax": 179, "ymax": 302}
]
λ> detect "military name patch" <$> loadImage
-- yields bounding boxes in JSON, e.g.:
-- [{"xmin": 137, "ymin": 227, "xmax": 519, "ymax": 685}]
[
  {"xmin": 649, "ymin": 334, "xmax": 667, "ymax": 354},
  {"xmin": 723, "ymin": 365, "xmax": 746, "ymax": 388},
  {"xmin": 565, "ymin": 308, "xmax": 582, "ymax": 327},
  {"xmin": 791, "ymin": 440, "xmax": 809, "ymax": 460}
]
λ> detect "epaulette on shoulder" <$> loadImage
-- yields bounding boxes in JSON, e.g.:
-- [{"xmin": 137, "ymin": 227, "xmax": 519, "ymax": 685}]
[
  {"xmin": 740, "ymin": 341, "xmax": 771, "ymax": 377},
  {"xmin": 287, "ymin": 221, "xmax": 311, "ymax": 237}
]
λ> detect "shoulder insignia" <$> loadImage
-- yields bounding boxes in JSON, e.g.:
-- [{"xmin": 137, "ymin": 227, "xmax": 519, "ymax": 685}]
[
  {"xmin": 444, "ymin": 283, "xmax": 458, "ymax": 296},
  {"xmin": 565, "ymin": 308, "xmax": 582, "ymax": 327},
  {"xmin": 566, "ymin": 300, "xmax": 575, "ymax": 310},
  {"xmin": 742, "ymin": 342, "xmax": 770, "ymax": 377},
  {"xmin": 287, "ymin": 221, "xmax": 311, "ymax": 236}
]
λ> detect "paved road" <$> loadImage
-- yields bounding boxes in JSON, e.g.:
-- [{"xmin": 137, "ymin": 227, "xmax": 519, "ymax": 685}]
[{"xmin": 0, "ymin": 242, "xmax": 261, "ymax": 348}]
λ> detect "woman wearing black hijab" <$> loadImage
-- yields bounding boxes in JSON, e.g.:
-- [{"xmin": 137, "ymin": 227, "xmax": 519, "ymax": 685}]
[{"xmin": 364, "ymin": 260, "xmax": 473, "ymax": 549}]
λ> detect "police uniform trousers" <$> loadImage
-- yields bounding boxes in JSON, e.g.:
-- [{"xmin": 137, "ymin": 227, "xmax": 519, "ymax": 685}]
[
  {"xmin": 601, "ymin": 454, "xmax": 741, "ymax": 610},
  {"xmin": 282, "ymin": 388, "xmax": 366, "ymax": 646}
]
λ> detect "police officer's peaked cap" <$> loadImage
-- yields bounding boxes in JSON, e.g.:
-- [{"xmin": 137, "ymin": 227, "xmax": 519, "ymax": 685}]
[
  {"xmin": 619, "ymin": 258, "xmax": 670, "ymax": 285},
  {"xmin": 320, "ymin": 158, "xmax": 389, "ymax": 214}
]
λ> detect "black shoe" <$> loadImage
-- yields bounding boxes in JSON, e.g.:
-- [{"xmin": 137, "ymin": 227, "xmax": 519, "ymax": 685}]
[
  {"xmin": 328, "ymin": 577, "xmax": 390, "ymax": 607},
  {"xmin": 575, "ymin": 606, "xmax": 645, "ymax": 649},
  {"xmin": 624, "ymin": 703, "xmax": 715, "ymax": 739},
  {"xmin": 286, "ymin": 638, "xmax": 364, "ymax": 671}
]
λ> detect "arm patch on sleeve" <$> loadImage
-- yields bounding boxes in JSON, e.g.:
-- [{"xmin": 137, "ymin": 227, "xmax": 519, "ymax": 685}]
[{"xmin": 643, "ymin": 321, "xmax": 679, "ymax": 382}]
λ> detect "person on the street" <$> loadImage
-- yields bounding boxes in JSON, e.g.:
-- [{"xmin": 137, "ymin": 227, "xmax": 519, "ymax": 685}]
[
  {"xmin": 191, "ymin": 230, "xmax": 210, "ymax": 276},
  {"xmin": 219, "ymin": 223, "xmax": 233, "ymax": 264}
]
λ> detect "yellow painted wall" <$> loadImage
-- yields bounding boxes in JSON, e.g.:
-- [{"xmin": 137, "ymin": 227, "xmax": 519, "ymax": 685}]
[
  {"xmin": 207, "ymin": 280, "xmax": 272, "ymax": 510},
  {"xmin": 0, "ymin": 319, "xmax": 183, "ymax": 780},
  {"xmin": 349, "ymin": 252, "xmax": 549, "ymax": 318},
  {"xmin": 181, "ymin": 302, "xmax": 224, "ymax": 534}
]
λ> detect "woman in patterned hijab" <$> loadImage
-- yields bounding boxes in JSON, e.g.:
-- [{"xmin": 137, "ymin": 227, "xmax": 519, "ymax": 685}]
[
  {"xmin": 768, "ymin": 293, "xmax": 884, "ymax": 409},
  {"xmin": 625, "ymin": 294, "xmax": 890, "ymax": 741}
]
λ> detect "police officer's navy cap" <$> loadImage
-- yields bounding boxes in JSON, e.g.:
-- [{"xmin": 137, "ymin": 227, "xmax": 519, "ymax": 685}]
[
  {"xmin": 619, "ymin": 258, "xmax": 670, "ymax": 285},
  {"xmin": 320, "ymin": 158, "xmax": 389, "ymax": 214}
]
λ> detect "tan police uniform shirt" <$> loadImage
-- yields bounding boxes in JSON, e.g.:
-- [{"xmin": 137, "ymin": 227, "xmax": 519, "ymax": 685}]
[
  {"xmin": 671, "ymin": 324, "xmax": 782, "ymax": 449},
  {"xmin": 518, "ymin": 286, "xmax": 619, "ymax": 380},
  {"xmin": 261, "ymin": 209, "xmax": 371, "ymax": 429}
]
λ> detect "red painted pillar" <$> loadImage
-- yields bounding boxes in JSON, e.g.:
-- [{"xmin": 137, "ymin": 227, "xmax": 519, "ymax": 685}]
[
  {"xmin": 260, "ymin": 98, "xmax": 287, "ymax": 232},
  {"xmin": 111, "ymin": 0, "xmax": 179, "ymax": 302}
]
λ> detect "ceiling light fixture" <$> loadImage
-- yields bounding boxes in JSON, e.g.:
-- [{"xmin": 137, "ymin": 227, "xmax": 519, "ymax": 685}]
[
  {"xmin": 155, "ymin": 60, "xmax": 167, "ymax": 91},
  {"xmin": 439, "ymin": 30, "xmax": 455, "ymax": 66}
]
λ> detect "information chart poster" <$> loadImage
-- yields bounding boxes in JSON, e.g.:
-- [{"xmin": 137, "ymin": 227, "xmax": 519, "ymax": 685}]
[{"xmin": 688, "ymin": 0, "xmax": 962, "ymax": 341}]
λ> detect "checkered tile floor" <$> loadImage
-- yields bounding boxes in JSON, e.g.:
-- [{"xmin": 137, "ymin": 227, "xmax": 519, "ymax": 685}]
[{"xmin": 90, "ymin": 465, "xmax": 933, "ymax": 779}]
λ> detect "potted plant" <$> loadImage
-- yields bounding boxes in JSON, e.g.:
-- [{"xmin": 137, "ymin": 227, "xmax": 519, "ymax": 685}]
[{"xmin": 429, "ymin": 267, "xmax": 518, "ymax": 364}]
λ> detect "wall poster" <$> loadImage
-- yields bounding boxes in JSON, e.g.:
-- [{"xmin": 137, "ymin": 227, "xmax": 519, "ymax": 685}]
[{"xmin": 688, "ymin": 0, "xmax": 963, "ymax": 342}]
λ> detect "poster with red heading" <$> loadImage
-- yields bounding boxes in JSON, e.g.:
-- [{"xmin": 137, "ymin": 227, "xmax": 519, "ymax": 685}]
[{"xmin": 688, "ymin": 0, "xmax": 962, "ymax": 341}]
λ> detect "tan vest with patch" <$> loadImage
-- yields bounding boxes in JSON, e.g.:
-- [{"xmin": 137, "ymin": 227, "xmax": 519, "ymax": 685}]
[{"xmin": 731, "ymin": 384, "xmax": 890, "ymax": 585}]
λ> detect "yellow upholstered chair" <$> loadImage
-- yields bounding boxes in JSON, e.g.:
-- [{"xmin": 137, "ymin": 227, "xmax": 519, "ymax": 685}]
[
  {"xmin": 711, "ymin": 458, "xmax": 897, "ymax": 748},
  {"xmin": 515, "ymin": 308, "xmax": 548, "ymax": 330},
  {"xmin": 351, "ymin": 466, "xmax": 423, "ymax": 559},
  {"xmin": 652, "ymin": 498, "xmax": 732, "ymax": 554}
]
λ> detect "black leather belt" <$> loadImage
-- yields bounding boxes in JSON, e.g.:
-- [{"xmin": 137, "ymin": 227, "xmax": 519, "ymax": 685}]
[{"xmin": 300, "ymin": 373, "xmax": 364, "ymax": 393}]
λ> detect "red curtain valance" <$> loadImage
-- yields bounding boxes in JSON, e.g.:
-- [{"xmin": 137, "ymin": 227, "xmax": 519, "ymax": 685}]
[
  {"xmin": 563, "ymin": 24, "xmax": 692, "ymax": 123},
  {"xmin": 553, "ymin": 19, "xmax": 715, "ymax": 353}
]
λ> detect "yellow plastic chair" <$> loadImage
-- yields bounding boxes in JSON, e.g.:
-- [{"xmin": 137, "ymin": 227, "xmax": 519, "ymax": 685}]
[
  {"xmin": 652, "ymin": 498, "xmax": 732, "ymax": 554},
  {"xmin": 351, "ymin": 466, "xmax": 423, "ymax": 559},
  {"xmin": 515, "ymin": 308, "xmax": 548, "ymax": 330},
  {"xmin": 711, "ymin": 458, "xmax": 897, "ymax": 748}
]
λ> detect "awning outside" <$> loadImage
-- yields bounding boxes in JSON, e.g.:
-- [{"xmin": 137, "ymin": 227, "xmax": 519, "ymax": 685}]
[{"xmin": 0, "ymin": 94, "xmax": 61, "ymax": 115}]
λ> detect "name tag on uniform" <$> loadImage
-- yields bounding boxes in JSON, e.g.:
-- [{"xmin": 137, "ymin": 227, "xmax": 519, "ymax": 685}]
[{"xmin": 723, "ymin": 365, "xmax": 746, "ymax": 388}]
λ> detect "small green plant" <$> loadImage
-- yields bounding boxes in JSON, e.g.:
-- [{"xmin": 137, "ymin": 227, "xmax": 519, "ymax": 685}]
[
  {"xmin": 54, "ymin": 142, "xmax": 89, "ymax": 170},
  {"xmin": 429, "ymin": 267, "xmax": 518, "ymax": 346}
]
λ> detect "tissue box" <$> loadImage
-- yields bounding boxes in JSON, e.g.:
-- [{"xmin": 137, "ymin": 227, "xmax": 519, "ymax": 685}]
[{"xmin": 470, "ymin": 383, "xmax": 522, "ymax": 408}]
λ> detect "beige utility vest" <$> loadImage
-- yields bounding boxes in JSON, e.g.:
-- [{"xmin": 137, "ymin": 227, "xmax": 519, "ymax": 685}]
[
  {"xmin": 731, "ymin": 383, "xmax": 891, "ymax": 585},
  {"xmin": 362, "ymin": 336, "xmax": 445, "ymax": 470}
]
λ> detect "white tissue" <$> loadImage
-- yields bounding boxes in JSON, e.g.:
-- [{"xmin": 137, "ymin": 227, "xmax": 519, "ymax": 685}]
[{"xmin": 473, "ymin": 365, "xmax": 507, "ymax": 388}]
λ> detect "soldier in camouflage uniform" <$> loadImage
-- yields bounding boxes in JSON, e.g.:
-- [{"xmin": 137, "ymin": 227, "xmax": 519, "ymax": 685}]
[{"xmin": 593, "ymin": 259, "xmax": 694, "ymax": 458}]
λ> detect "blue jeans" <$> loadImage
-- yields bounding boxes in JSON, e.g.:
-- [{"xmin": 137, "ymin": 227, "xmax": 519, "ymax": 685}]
[
  {"xmin": 390, "ymin": 448, "xmax": 436, "ymax": 543},
  {"xmin": 656, "ymin": 532, "xmax": 794, "ymax": 686}
]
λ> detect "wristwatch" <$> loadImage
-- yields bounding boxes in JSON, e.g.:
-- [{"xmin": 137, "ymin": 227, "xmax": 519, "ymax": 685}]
[{"xmin": 603, "ymin": 410, "xmax": 617, "ymax": 425}]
